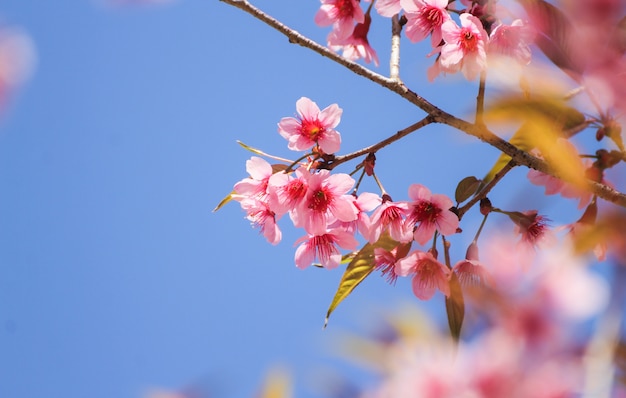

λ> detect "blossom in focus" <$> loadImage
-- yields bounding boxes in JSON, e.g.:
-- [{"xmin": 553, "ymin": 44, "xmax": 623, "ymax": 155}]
[
  {"xmin": 277, "ymin": 97, "xmax": 342, "ymax": 154},
  {"xmin": 440, "ymin": 13, "xmax": 488, "ymax": 80},
  {"xmin": 240, "ymin": 198, "xmax": 282, "ymax": 245},
  {"xmin": 233, "ymin": 156, "xmax": 273, "ymax": 201},
  {"xmin": 404, "ymin": 184, "xmax": 458, "ymax": 245},
  {"xmin": 374, "ymin": 242, "xmax": 411, "ymax": 284},
  {"xmin": 401, "ymin": 0, "xmax": 451, "ymax": 47},
  {"xmin": 299, "ymin": 170, "xmax": 357, "ymax": 235},
  {"xmin": 267, "ymin": 167, "xmax": 310, "ymax": 218},
  {"xmin": 328, "ymin": 13, "xmax": 379, "ymax": 66},
  {"xmin": 395, "ymin": 250, "xmax": 450, "ymax": 300},
  {"xmin": 375, "ymin": 0, "xmax": 402, "ymax": 17},
  {"xmin": 315, "ymin": 0, "xmax": 365, "ymax": 40},
  {"xmin": 367, "ymin": 198, "xmax": 412, "ymax": 244},
  {"xmin": 294, "ymin": 228, "xmax": 359, "ymax": 269}
]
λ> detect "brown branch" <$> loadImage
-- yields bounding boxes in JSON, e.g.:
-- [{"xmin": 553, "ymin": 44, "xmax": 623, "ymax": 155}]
[
  {"xmin": 327, "ymin": 116, "xmax": 434, "ymax": 170},
  {"xmin": 219, "ymin": 0, "xmax": 626, "ymax": 209},
  {"xmin": 457, "ymin": 159, "xmax": 517, "ymax": 219}
]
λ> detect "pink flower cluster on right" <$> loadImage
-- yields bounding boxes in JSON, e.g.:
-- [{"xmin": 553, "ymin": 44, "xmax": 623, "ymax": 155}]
[{"xmin": 314, "ymin": 0, "xmax": 534, "ymax": 81}]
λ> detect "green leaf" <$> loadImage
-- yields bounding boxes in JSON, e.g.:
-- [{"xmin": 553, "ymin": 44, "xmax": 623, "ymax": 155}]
[
  {"xmin": 455, "ymin": 176, "xmax": 481, "ymax": 204},
  {"xmin": 324, "ymin": 234, "xmax": 399, "ymax": 328},
  {"xmin": 212, "ymin": 191, "xmax": 236, "ymax": 212},
  {"xmin": 237, "ymin": 140, "xmax": 268, "ymax": 156},
  {"xmin": 445, "ymin": 272, "xmax": 465, "ymax": 341},
  {"xmin": 312, "ymin": 251, "xmax": 358, "ymax": 268}
]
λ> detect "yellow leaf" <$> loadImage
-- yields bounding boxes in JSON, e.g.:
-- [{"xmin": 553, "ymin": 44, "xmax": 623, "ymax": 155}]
[{"xmin": 324, "ymin": 234, "xmax": 400, "ymax": 328}]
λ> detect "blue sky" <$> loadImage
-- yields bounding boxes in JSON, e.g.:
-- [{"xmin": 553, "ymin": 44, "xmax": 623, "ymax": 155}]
[{"xmin": 0, "ymin": 1, "xmax": 610, "ymax": 397}]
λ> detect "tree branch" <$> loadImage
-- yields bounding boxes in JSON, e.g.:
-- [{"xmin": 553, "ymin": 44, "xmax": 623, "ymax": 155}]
[{"xmin": 219, "ymin": 0, "xmax": 626, "ymax": 208}]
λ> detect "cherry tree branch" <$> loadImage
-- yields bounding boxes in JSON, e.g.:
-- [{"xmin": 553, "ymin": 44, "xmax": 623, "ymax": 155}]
[
  {"xmin": 219, "ymin": 0, "xmax": 626, "ymax": 208},
  {"xmin": 327, "ymin": 115, "xmax": 434, "ymax": 170},
  {"xmin": 390, "ymin": 15, "xmax": 402, "ymax": 82},
  {"xmin": 457, "ymin": 159, "xmax": 517, "ymax": 219}
]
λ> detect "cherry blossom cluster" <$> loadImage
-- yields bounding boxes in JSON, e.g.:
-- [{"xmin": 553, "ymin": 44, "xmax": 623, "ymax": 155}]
[
  {"xmin": 315, "ymin": 0, "xmax": 533, "ymax": 80},
  {"xmin": 230, "ymin": 96, "xmax": 556, "ymax": 301},
  {"xmin": 360, "ymin": 241, "xmax": 610, "ymax": 397}
]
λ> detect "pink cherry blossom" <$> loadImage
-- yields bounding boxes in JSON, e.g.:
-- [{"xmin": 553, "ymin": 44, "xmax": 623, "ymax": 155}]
[
  {"xmin": 277, "ymin": 97, "xmax": 342, "ymax": 154},
  {"xmin": 488, "ymin": 20, "xmax": 533, "ymax": 65},
  {"xmin": 300, "ymin": 170, "xmax": 358, "ymax": 235},
  {"xmin": 330, "ymin": 191, "xmax": 381, "ymax": 237},
  {"xmin": 509, "ymin": 210, "xmax": 554, "ymax": 249},
  {"xmin": 401, "ymin": 0, "xmax": 451, "ymax": 47},
  {"xmin": 328, "ymin": 13, "xmax": 379, "ymax": 66},
  {"xmin": 240, "ymin": 198, "xmax": 282, "ymax": 245},
  {"xmin": 440, "ymin": 13, "xmax": 488, "ymax": 80},
  {"xmin": 315, "ymin": 0, "xmax": 365, "ymax": 40},
  {"xmin": 267, "ymin": 167, "xmax": 310, "ymax": 218},
  {"xmin": 374, "ymin": 242, "xmax": 411, "ymax": 284},
  {"xmin": 233, "ymin": 156, "xmax": 273, "ymax": 201},
  {"xmin": 294, "ymin": 228, "xmax": 359, "ymax": 269},
  {"xmin": 375, "ymin": 0, "xmax": 402, "ymax": 17},
  {"xmin": 0, "ymin": 27, "xmax": 35, "ymax": 113},
  {"xmin": 404, "ymin": 184, "xmax": 459, "ymax": 245},
  {"xmin": 367, "ymin": 197, "xmax": 412, "ymax": 244},
  {"xmin": 395, "ymin": 250, "xmax": 450, "ymax": 300}
]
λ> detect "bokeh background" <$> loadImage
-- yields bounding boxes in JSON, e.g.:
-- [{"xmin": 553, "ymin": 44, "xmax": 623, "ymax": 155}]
[{"xmin": 0, "ymin": 1, "xmax": 602, "ymax": 397}]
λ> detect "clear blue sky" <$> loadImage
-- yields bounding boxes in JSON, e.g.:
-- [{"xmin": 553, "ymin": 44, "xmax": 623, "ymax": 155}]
[{"xmin": 0, "ymin": 1, "xmax": 606, "ymax": 397}]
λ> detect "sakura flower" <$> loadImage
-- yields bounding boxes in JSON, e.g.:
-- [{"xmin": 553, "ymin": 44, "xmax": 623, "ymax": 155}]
[
  {"xmin": 330, "ymin": 191, "xmax": 381, "ymax": 237},
  {"xmin": 375, "ymin": 0, "xmax": 402, "ymax": 17},
  {"xmin": 315, "ymin": 0, "xmax": 365, "ymax": 40},
  {"xmin": 240, "ymin": 198, "xmax": 282, "ymax": 245},
  {"xmin": 404, "ymin": 184, "xmax": 459, "ymax": 246},
  {"xmin": 300, "ymin": 170, "xmax": 358, "ymax": 235},
  {"xmin": 488, "ymin": 20, "xmax": 533, "ymax": 66},
  {"xmin": 508, "ymin": 210, "xmax": 555, "ymax": 248},
  {"xmin": 277, "ymin": 97, "xmax": 342, "ymax": 154},
  {"xmin": 440, "ymin": 13, "xmax": 488, "ymax": 80},
  {"xmin": 267, "ymin": 167, "xmax": 310, "ymax": 218},
  {"xmin": 367, "ymin": 196, "xmax": 413, "ymax": 244},
  {"xmin": 328, "ymin": 13, "xmax": 379, "ymax": 66},
  {"xmin": 294, "ymin": 228, "xmax": 359, "ymax": 269},
  {"xmin": 452, "ymin": 243, "xmax": 493, "ymax": 288},
  {"xmin": 233, "ymin": 156, "xmax": 273, "ymax": 201},
  {"xmin": 374, "ymin": 242, "xmax": 412, "ymax": 284},
  {"xmin": 396, "ymin": 250, "xmax": 450, "ymax": 300},
  {"xmin": 401, "ymin": 0, "xmax": 451, "ymax": 47}
]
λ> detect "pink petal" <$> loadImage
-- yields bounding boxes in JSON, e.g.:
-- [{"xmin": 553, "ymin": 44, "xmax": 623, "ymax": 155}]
[
  {"xmin": 295, "ymin": 96, "xmax": 320, "ymax": 119},
  {"xmin": 319, "ymin": 103, "xmax": 342, "ymax": 128},
  {"xmin": 246, "ymin": 156, "xmax": 271, "ymax": 180}
]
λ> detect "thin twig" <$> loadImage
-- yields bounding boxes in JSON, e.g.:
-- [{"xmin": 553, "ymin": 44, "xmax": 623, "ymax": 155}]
[
  {"xmin": 327, "ymin": 116, "xmax": 434, "ymax": 170},
  {"xmin": 476, "ymin": 71, "xmax": 486, "ymax": 126},
  {"xmin": 219, "ymin": 0, "xmax": 626, "ymax": 208},
  {"xmin": 457, "ymin": 159, "xmax": 517, "ymax": 218},
  {"xmin": 390, "ymin": 14, "xmax": 402, "ymax": 82}
]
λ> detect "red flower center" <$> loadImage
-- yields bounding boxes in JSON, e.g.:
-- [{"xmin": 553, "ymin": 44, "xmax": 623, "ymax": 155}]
[
  {"xmin": 412, "ymin": 201, "xmax": 441, "ymax": 224},
  {"xmin": 300, "ymin": 118, "xmax": 326, "ymax": 141},
  {"xmin": 460, "ymin": 28, "xmax": 478, "ymax": 52},
  {"xmin": 309, "ymin": 188, "xmax": 331, "ymax": 212},
  {"xmin": 336, "ymin": 0, "xmax": 355, "ymax": 18},
  {"xmin": 425, "ymin": 6, "xmax": 444, "ymax": 26}
]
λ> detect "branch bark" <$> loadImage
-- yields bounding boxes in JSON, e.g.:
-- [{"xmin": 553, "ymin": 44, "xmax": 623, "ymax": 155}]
[{"xmin": 219, "ymin": 0, "xmax": 626, "ymax": 208}]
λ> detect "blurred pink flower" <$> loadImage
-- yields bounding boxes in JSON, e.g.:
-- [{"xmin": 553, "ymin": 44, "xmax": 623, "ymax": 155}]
[
  {"xmin": 396, "ymin": 250, "xmax": 450, "ymax": 300},
  {"xmin": 277, "ymin": 96, "xmax": 342, "ymax": 154},
  {"xmin": 440, "ymin": 13, "xmax": 488, "ymax": 80},
  {"xmin": 0, "ymin": 27, "xmax": 35, "ymax": 111},
  {"xmin": 375, "ymin": 0, "xmax": 402, "ymax": 17},
  {"xmin": 488, "ymin": 20, "xmax": 533, "ymax": 65}
]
